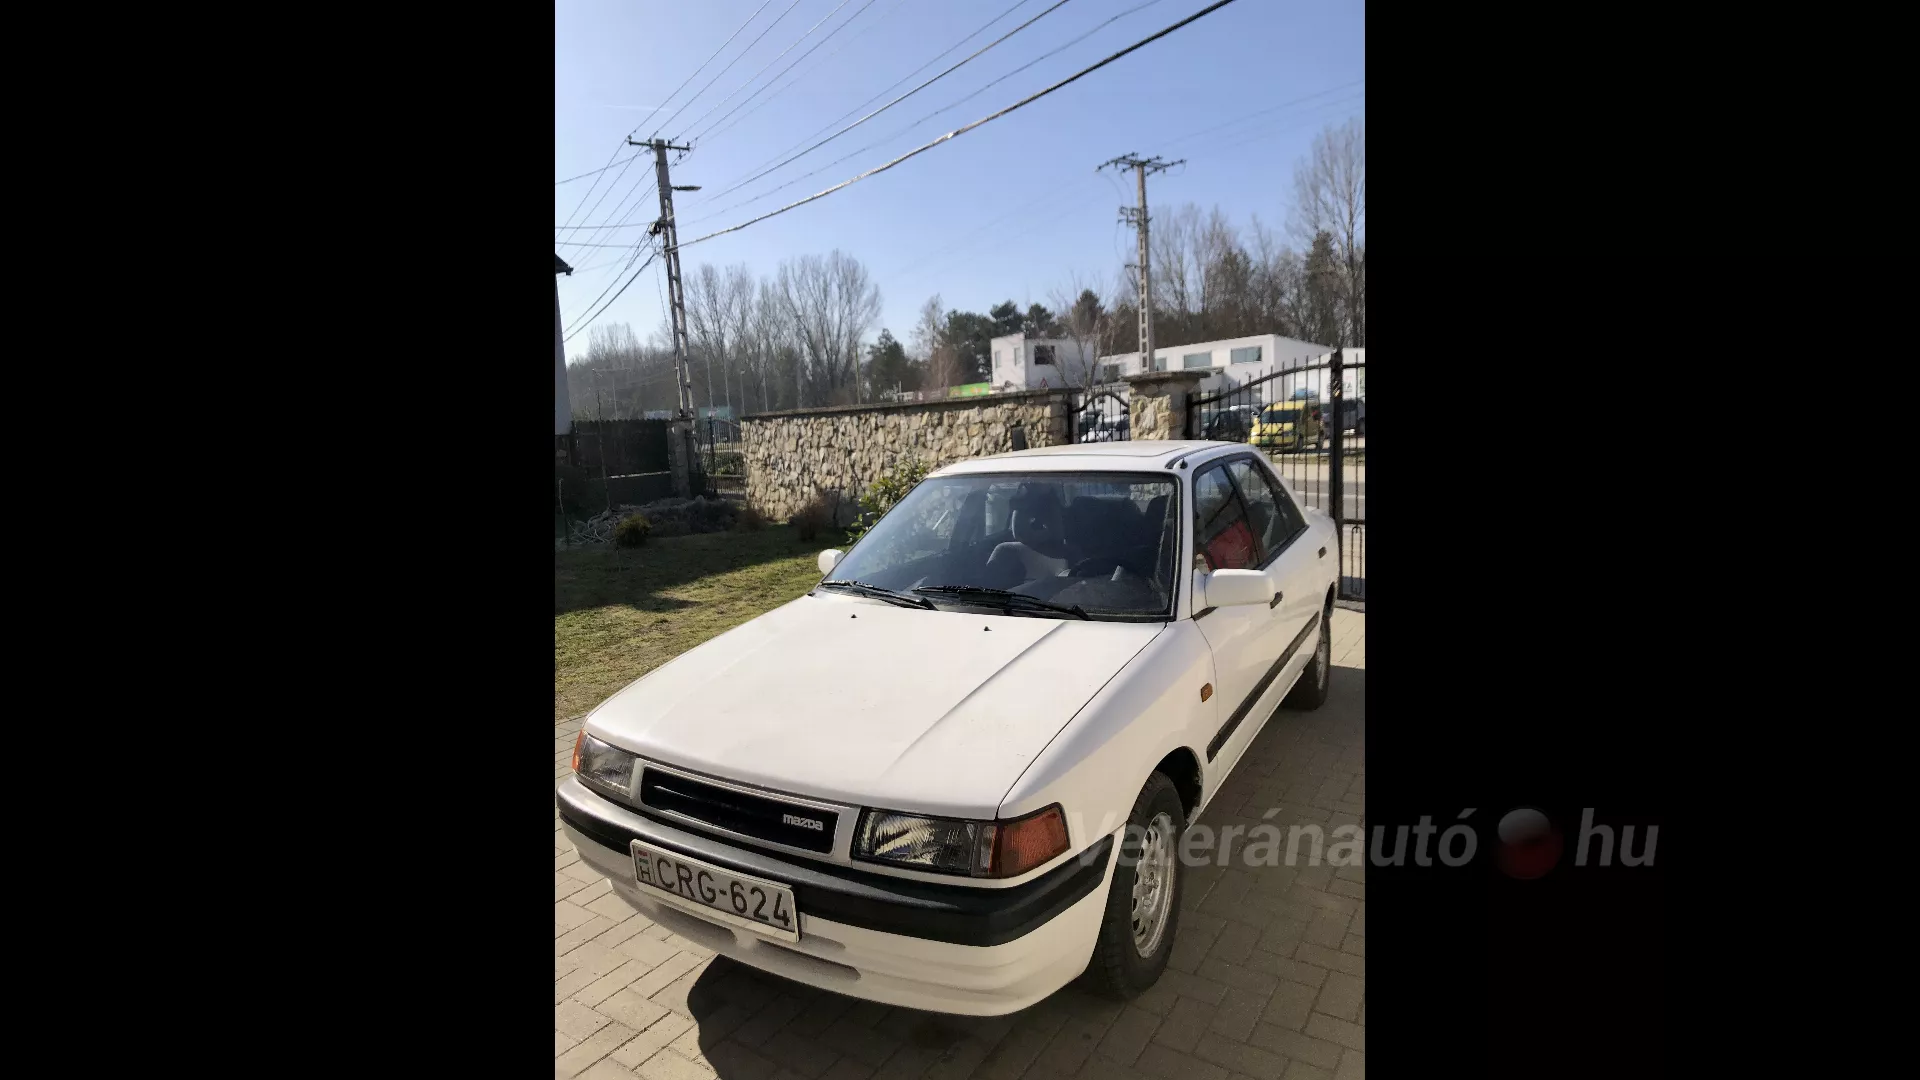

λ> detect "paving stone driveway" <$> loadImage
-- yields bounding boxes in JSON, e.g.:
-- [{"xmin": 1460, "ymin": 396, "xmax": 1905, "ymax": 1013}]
[{"xmin": 555, "ymin": 610, "xmax": 1365, "ymax": 1080}]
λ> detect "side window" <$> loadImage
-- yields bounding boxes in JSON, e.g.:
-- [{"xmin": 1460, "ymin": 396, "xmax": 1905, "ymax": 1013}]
[
  {"xmin": 1192, "ymin": 465, "xmax": 1258, "ymax": 570},
  {"xmin": 1227, "ymin": 458, "xmax": 1306, "ymax": 562}
]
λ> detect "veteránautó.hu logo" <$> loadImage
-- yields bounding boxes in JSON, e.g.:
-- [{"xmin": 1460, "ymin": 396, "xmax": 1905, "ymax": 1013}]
[{"xmin": 1078, "ymin": 807, "xmax": 1658, "ymax": 874}]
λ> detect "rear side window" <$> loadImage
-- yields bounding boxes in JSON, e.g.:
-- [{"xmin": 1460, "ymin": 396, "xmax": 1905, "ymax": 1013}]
[
  {"xmin": 1226, "ymin": 458, "xmax": 1307, "ymax": 561},
  {"xmin": 1193, "ymin": 465, "xmax": 1258, "ymax": 570}
]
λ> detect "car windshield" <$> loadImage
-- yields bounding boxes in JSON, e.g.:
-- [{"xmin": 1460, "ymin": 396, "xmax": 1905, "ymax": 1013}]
[
  {"xmin": 824, "ymin": 472, "xmax": 1179, "ymax": 621},
  {"xmin": 1261, "ymin": 409, "xmax": 1300, "ymax": 423}
]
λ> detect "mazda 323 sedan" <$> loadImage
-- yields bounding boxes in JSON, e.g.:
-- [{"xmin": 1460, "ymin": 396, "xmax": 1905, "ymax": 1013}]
[{"xmin": 557, "ymin": 440, "xmax": 1341, "ymax": 1015}]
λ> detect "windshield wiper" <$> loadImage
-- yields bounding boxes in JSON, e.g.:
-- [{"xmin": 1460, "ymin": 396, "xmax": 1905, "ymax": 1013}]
[
  {"xmin": 816, "ymin": 579, "xmax": 935, "ymax": 609},
  {"xmin": 912, "ymin": 585, "xmax": 1091, "ymax": 620}
]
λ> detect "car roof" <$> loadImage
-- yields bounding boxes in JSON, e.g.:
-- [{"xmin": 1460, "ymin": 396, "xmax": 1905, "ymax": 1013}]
[{"xmin": 930, "ymin": 441, "xmax": 1239, "ymax": 476}]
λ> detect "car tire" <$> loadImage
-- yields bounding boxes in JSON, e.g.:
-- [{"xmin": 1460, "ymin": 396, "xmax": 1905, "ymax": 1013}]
[
  {"xmin": 1087, "ymin": 772, "xmax": 1186, "ymax": 1000},
  {"xmin": 1283, "ymin": 599, "xmax": 1333, "ymax": 711}
]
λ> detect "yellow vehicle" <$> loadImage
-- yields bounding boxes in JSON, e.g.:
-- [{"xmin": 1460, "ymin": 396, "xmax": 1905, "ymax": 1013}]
[{"xmin": 1249, "ymin": 401, "xmax": 1325, "ymax": 451}]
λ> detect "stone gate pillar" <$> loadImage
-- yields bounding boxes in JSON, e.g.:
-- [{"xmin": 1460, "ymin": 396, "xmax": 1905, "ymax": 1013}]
[{"xmin": 1123, "ymin": 370, "xmax": 1210, "ymax": 441}]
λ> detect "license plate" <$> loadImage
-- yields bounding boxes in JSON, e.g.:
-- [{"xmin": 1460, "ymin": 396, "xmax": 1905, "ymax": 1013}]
[{"xmin": 629, "ymin": 840, "xmax": 800, "ymax": 943}]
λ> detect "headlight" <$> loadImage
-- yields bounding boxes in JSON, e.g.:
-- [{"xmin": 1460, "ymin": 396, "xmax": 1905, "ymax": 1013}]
[
  {"xmin": 853, "ymin": 805, "xmax": 1070, "ymax": 878},
  {"xmin": 574, "ymin": 732, "xmax": 637, "ymax": 797}
]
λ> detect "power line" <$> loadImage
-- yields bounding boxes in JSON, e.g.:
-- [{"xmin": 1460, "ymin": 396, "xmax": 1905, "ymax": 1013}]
[
  {"xmin": 890, "ymin": 84, "xmax": 1362, "ymax": 292},
  {"xmin": 1160, "ymin": 80, "xmax": 1365, "ymax": 152},
  {"xmin": 702, "ymin": 0, "xmax": 1031, "ymax": 195},
  {"xmin": 555, "ymin": 239, "xmax": 669, "ymax": 249},
  {"xmin": 647, "ymin": 0, "xmax": 779, "ymax": 140},
  {"xmin": 889, "ymin": 177, "xmax": 1104, "ymax": 284},
  {"xmin": 651, "ymin": 0, "xmax": 808, "ymax": 141},
  {"xmin": 557, "ymin": 152, "xmax": 647, "ymax": 187},
  {"xmin": 560, "ymin": 155, "xmax": 648, "ymax": 245},
  {"xmin": 564, "ymin": 244, "xmax": 665, "ymax": 343},
  {"xmin": 559, "ymin": 3, "xmax": 781, "ymax": 238},
  {"xmin": 1184, "ymin": 92, "xmax": 1364, "ymax": 156},
  {"xmin": 672, "ymin": 0, "xmax": 1247, "ymax": 254},
  {"xmin": 686, "ymin": 0, "xmax": 1168, "ymax": 225},
  {"xmin": 556, "ymin": 220, "xmax": 657, "ymax": 232},
  {"xmin": 700, "ymin": 0, "xmax": 912, "ymax": 146},
  {"xmin": 679, "ymin": 0, "xmax": 868, "ymax": 145},
  {"xmin": 699, "ymin": 0, "xmax": 1076, "ymax": 205},
  {"xmin": 563, "ymin": 180, "xmax": 660, "ymax": 258}
]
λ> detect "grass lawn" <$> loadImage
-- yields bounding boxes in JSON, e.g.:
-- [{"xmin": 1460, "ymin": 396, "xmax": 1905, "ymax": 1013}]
[{"xmin": 555, "ymin": 524, "xmax": 826, "ymax": 720}]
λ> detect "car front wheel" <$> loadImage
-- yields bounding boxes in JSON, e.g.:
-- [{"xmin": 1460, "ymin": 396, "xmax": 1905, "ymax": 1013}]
[{"xmin": 1088, "ymin": 772, "xmax": 1186, "ymax": 1000}]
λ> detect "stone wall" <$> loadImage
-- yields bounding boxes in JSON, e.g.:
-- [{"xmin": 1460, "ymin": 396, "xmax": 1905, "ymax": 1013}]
[{"xmin": 741, "ymin": 388, "xmax": 1075, "ymax": 523}]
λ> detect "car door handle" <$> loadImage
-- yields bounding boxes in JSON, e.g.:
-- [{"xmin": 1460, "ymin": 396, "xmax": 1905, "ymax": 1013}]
[
  {"xmin": 1318, "ymin": 546, "xmax": 1326, "ymax": 559},
  {"xmin": 1269, "ymin": 591, "xmax": 1284, "ymax": 609}
]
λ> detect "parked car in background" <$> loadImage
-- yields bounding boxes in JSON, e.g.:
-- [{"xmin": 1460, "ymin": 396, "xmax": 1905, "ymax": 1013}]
[
  {"xmin": 1202, "ymin": 405, "xmax": 1257, "ymax": 443},
  {"xmin": 1251, "ymin": 402, "xmax": 1324, "ymax": 451},
  {"xmin": 557, "ymin": 442, "xmax": 1341, "ymax": 1015},
  {"xmin": 1334, "ymin": 398, "xmax": 1366, "ymax": 436},
  {"xmin": 1077, "ymin": 413, "xmax": 1130, "ymax": 443}
]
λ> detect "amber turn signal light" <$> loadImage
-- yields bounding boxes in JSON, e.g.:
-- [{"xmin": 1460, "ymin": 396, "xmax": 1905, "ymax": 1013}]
[
  {"xmin": 1200, "ymin": 682, "xmax": 1213, "ymax": 702},
  {"xmin": 991, "ymin": 805, "xmax": 1071, "ymax": 877},
  {"xmin": 572, "ymin": 727, "xmax": 588, "ymax": 773}
]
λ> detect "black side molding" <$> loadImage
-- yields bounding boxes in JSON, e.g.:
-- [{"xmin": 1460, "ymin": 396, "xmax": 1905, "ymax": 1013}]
[
  {"xmin": 1205, "ymin": 613, "xmax": 1321, "ymax": 761},
  {"xmin": 557, "ymin": 781, "xmax": 1114, "ymax": 948}
]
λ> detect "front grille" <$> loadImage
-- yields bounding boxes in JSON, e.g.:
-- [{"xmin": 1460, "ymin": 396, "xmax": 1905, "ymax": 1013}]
[{"xmin": 638, "ymin": 768, "xmax": 838, "ymax": 854}]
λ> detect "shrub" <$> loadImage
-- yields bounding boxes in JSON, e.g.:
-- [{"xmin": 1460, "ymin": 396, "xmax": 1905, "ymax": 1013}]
[
  {"xmin": 846, "ymin": 458, "xmax": 930, "ymax": 546},
  {"xmin": 733, "ymin": 505, "xmax": 767, "ymax": 532},
  {"xmin": 790, "ymin": 490, "xmax": 835, "ymax": 542},
  {"xmin": 613, "ymin": 513, "xmax": 651, "ymax": 548}
]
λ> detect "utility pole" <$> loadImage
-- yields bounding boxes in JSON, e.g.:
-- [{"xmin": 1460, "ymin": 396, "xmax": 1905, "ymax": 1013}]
[
  {"xmin": 629, "ymin": 137, "xmax": 707, "ymax": 497},
  {"xmin": 1099, "ymin": 154, "xmax": 1181, "ymax": 373}
]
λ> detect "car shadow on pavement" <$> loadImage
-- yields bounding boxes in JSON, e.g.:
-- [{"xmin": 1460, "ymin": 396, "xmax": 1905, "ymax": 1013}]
[
  {"xmin": 672, "ymin": 955, "xmax": 1048, "ymax": 1077},
  {"xmin": 654, "ymin": 663, "xmax": 1364, "ymax": 1079}
]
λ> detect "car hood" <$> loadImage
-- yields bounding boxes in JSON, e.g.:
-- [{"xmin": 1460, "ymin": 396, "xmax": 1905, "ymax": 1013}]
[{"xmin": 585, "ymin": 592, "xmax": 1165, "ymax": 819}]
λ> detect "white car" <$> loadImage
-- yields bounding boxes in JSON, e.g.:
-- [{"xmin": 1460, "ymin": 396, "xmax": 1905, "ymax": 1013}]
[{"xmin": 557, "ymin": 441, "xmax": 1342, "ymax": 1015}]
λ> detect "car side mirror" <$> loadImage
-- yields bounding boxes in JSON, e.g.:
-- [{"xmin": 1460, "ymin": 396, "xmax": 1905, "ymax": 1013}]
[
  {"xmin": 1200, "ymin": 568, "xmax": 1274, "ymax": 609},
  {"xmin": 818, "ymin": 549, "xmax": 843, "ymax": 574}
]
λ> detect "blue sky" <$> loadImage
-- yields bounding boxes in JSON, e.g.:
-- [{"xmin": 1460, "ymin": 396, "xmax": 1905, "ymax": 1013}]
[{"xmin": 556, "ymin": 0, "xmax": 1364, "ymax": 354}]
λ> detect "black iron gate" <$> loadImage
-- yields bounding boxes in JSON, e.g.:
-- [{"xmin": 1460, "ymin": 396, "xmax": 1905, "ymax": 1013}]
[
  {"xmin": 1069, "ymin": 388, "xmax": 1131, "ymax": 442},
  {"xmin": 1187, "ymin": 349, "xmax": 1366, "ymax": 601}
]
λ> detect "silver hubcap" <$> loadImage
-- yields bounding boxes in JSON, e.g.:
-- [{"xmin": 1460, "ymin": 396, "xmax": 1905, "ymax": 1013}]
[
  {"xmin": 1131, "ymin": 812, "xmax": 1177, "ymax": 957},
  {"xmin": 1317, "ymin": 620, "xmax": 1330, "ymax": 687}
]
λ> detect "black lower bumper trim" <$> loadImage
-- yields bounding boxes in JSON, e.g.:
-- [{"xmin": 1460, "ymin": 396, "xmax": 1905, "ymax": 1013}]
[{"xmin": 556, "ymin": 779, "xmax": 1113, "ymax": 948}]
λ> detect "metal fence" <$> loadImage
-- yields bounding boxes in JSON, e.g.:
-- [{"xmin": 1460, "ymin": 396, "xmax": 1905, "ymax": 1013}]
[
  {"xmin": 1187, "ymin": 351, "xmax": 1366, "ymax": 601},
  {"xmin": 573, "ymin": 417, "xmax": 672, "ymax": 477},
  {"xmin": 703, "ymin": 416, "xmax": 744, "ymax": 495},
  {"xmin": 1068, "ymin": 388, "xmax": 1131, "ymax": 443}
]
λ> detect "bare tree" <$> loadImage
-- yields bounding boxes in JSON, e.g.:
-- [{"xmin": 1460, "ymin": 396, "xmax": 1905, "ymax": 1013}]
[
  {"xmin": 1047, "ymin": 272, "xmax": 1112, "ymax": 390},
  {"xmin": 1148, "ymin": 204, "xmax": 1203, "ymax": 337},
  {"xmin": 719, "ymin": 264, "xmax": 754, "ymax": 414},
  {"xmin": 910, "ymin": 293, "xmax": 963, "ymax": 394},
  {"xmin": 1290, "ymin": 118, "xmax": 1365, "ymax": 346},
  {"xmin": 778, "ymin": 250, "xmax": 881, "ymax": 407},
  {"xmin": 684, "ymin": 264, "xmax": 728, "ymax": 416},
  {"xmin": 685, "ymin": 262, "xmax": 757, "ymax": 420}
]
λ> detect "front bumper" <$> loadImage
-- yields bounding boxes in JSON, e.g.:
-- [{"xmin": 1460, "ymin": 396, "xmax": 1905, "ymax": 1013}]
[{"xmin": 555, "ymin": 776, "xmax": 1117, "ymax": 1015}]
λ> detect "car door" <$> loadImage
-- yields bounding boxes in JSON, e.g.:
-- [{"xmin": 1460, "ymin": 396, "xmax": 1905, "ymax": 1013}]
[
  {"xmin": 1189, "ymin": 460, "xmax": 1294, "ymax": 779},
  {"xmin": 1226, "ymin": 456, "xmax": 1322, "ymax": 695}
]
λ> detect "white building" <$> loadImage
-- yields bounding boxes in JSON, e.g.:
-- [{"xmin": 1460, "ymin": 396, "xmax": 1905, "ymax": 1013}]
[
  {"xmin": 988, "ymin": 333, "xmax": 1098, "ymax": 391},
  {"xmin": 1095, "ymin": 333, "xmax": 1364, "ymax": 403}
]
